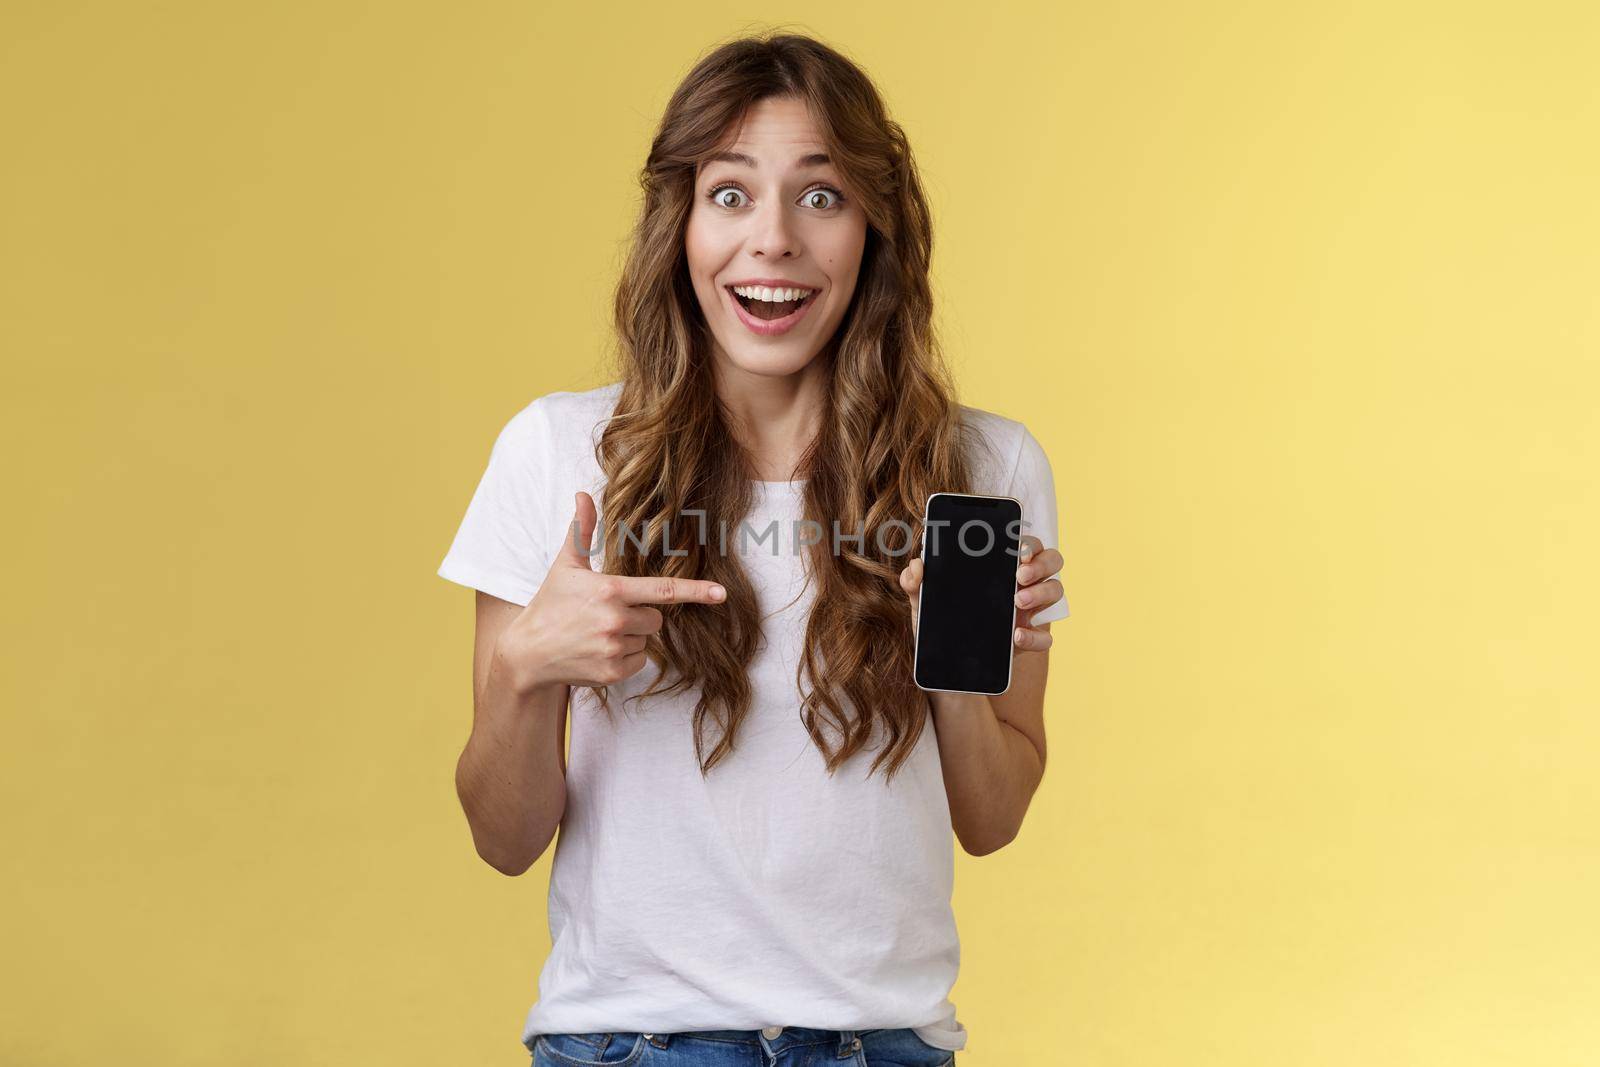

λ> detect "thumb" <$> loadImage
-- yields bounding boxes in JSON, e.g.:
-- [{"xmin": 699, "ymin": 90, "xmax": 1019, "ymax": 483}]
[
  {"xmin": 901, "ymin": 558, "xmax": 923, "ymax": 638},
  {"xmin": 900, "ymin": 557, "xmax": 923, "ymax": 609},
  {"xmin": 555, "ymin": 490, "xmax": 599, "ymax": 570}
]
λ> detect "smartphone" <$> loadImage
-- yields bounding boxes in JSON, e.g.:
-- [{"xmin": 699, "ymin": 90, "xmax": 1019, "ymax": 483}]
[{"xmin": 912, "ymin": 492, "xmax": 1023, "ymax": 695}]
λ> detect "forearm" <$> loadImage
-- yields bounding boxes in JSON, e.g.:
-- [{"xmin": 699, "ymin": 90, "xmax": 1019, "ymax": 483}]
[
  {"xmin": 928, "ymin": 689, "xmax": 1042, "ymax": 855},
  {"xmin": 455, "ymin": 651, "xmax": 569, "ymax": 876}
]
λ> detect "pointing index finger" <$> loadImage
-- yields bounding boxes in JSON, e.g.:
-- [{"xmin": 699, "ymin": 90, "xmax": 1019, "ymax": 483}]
[{"xmin": 616, "ymin": 574, "xmax": 727, "ymax": 605}]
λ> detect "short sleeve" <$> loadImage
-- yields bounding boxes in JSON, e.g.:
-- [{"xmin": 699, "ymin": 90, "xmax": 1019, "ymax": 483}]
[
  {"xmin": 437, "ymin": 400, "xmax": 558, "ymax": 607},
  {"xmin": 1007, "ymin": 425, "xmax": 1071, "ymax": 625}
]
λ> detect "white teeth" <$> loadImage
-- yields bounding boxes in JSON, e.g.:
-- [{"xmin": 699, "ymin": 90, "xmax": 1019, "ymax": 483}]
[{"xmin": 732, "ymin": 284, "xmax": 815, "ymax": 302}]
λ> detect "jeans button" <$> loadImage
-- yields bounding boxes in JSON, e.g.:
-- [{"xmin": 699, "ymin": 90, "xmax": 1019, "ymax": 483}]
[{"xmin": 761, "ymin": 1026, "xmax": 783, "ymax": 1039}]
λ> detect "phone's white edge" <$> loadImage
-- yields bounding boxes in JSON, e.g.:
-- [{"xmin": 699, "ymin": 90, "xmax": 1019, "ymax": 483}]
[{"xmin": 912, "ymin": 491, "xmax": 1024, "ymax": 697}]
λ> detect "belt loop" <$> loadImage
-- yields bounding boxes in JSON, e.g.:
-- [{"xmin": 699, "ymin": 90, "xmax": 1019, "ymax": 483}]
[
  {"xmin": 645, "ymin": 1033, "xmax": 671, "ymax": 1049},
  {"xmin": 837, "ymin": 1030, "xmax": 862, "ymax": 1058}
]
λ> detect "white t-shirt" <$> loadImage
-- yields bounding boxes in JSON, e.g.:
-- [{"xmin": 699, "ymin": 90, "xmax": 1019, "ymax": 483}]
[{"xmin": 437, "ymin": 381, "xmax": 1069, "ymax": 1053}]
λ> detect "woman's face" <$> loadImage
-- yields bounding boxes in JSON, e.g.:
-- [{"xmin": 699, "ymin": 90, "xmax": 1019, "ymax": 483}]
[{"xmin": 685, "ymin": 95, "xmax": 868, "ymax": 381}]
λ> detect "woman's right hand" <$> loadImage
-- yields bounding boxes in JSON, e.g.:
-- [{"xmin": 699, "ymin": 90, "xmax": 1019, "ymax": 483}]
[{"xmin": 492, "ymin": 491, "xmax": 727, "ymax": 695}]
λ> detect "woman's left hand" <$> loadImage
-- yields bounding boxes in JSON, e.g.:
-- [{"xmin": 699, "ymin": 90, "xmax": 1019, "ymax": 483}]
[{"xmin": 899, "ymin": 534, "xmax": 1064, "ymax": 652}]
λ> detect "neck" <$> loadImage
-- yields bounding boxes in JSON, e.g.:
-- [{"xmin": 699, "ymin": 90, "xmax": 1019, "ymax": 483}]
[{"xmin": 711, "ymin": 350, "xmax": 831, "ymax": 482}]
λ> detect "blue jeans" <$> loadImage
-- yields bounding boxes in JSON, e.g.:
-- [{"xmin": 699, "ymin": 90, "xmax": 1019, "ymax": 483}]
[{"xmin": 529, "ymin": 1027, "xmax": 957, "ymax": 1066}]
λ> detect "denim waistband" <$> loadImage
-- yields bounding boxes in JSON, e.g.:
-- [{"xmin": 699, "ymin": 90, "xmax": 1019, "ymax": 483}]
[{"xmin": 643, "ymin": 1028, "xmax": 863, "ymax": 1057}]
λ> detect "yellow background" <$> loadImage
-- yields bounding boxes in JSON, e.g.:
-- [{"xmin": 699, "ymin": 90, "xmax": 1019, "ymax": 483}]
[{"xmin": 3, "ymin": 2, "xmax": 1596, "ymax": 1064}]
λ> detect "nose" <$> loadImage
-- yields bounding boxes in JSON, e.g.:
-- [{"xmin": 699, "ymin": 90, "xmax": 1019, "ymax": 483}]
[{"xmin": 748, "ymin": 197, "xmax": 798, "ymax": 259}]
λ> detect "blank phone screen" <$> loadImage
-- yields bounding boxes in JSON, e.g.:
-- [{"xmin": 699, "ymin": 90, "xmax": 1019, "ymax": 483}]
[{"xmin": 913, "ymin": 494, "xmax": 1022, "ymax": 695}]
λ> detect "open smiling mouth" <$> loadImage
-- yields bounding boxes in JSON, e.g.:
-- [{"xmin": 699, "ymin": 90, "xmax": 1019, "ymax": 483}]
[{"xmin": 728, "ymin": 286, "xmax": 817, "ymax": 322}]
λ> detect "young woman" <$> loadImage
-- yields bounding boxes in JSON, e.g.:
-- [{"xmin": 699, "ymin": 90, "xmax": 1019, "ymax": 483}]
[{"xmin": 439, "ymin": 33, "xmax": 1069, "ymax": 1067}]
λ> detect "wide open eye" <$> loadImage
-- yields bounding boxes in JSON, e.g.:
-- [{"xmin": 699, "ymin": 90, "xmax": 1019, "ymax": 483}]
[
  {"xmin": 802, "ymin": 186, "xmax": 845, "ymax": 210},
  {"xmin": 707, "ymin": 182, "xmax": 748, "ymax": 209}
]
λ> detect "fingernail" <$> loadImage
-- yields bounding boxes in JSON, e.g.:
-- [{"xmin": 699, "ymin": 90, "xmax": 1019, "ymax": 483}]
[
  {"xmin": 1014, "ymin": 627, "xmax": 1027, "ymax": 644},
  {"xmin": 1014, "ymin": 590, "xmax": 1028, "ymax": 607},
  {"xmin": 709, "ymin": 585, "xmax": 726, "ymax": 601}
]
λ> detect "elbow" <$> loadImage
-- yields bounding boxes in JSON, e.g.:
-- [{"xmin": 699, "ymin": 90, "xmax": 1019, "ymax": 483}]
[
  {"xmin": 455, "ymin": 757, "xmax": 559, "ymax": 877},
  {"xmin": 477, "ymin": 814, "xmax": 560, "ymax": 875},
  {"xmin": 459, "ymin": 803, "xmax": 551, "ymax": 878},
  {"xmin": 482, "ymin": 848, "xmax": 535, "ymax": 877},
  {"xmin": 958, "ymin": 824, "xmax": 1019, "ymax": 857},
  {"xmin": 474, "ymin": 833, "xmax": 550, "ymax": 877},
  {"xmin": 472, "ymin": 818, "xmax": 558, "ymax": 876}
]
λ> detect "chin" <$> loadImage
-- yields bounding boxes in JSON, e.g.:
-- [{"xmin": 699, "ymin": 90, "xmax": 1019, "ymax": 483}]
[
  {"xmin": 716, "ymin": 334, "xmax": 838, "ymax": 379},
  {"xmin": 717, "ymin": 342, "xmax": 824, "ymax": 378}
]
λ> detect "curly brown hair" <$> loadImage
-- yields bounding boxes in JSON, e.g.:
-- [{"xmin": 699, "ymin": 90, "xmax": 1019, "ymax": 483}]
[{"xmin": 591, "ymin": 31, "xmax": 991, "ymax": 783}]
